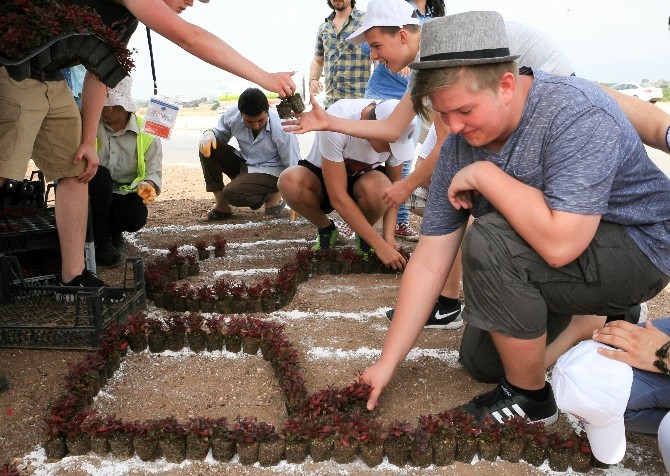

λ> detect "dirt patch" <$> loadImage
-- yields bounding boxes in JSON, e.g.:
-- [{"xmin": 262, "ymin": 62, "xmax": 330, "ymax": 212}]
[{"xmin": 1, "ymin": 166, "xmax": 668, "ymax": 475}]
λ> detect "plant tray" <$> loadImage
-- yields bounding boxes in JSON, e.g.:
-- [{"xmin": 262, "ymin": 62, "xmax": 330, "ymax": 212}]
[
  {"xmin": 0, "ymin": 256, "xmax": 146, "ymax": 349},
  {"xmin": 0, "ymin": 206, "xmax": 58, "ymax": 253}
]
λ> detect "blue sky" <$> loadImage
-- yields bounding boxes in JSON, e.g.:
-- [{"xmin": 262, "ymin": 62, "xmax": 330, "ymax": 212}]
[{"xmin": 129, "ymin": 0, "xmax": 670, "ymax": 99}]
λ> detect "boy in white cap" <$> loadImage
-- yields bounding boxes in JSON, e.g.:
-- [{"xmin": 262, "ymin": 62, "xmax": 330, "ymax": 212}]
[
  {"xmin": 278, "ymin": 98, "xmax": 414, "ymax": 270},
  {"xmin": 357, "ymin": 11, "xmax": 670, "ymax": 427},
  {"xmin": 294, "ymin": 0, "xmax": 581, "ymax": 331},
  {"xmin": 90, "ymin": 76, "xmax": 162, "ymax": 268}
]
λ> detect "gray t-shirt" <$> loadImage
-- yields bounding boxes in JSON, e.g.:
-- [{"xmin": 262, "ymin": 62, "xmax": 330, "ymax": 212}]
[{"xmin": 422, "ymin": 70, "xmax": 670, "ymax": 275}]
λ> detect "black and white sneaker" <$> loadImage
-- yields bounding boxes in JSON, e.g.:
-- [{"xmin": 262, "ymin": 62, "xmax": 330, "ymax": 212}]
[
  {"xmin": 58, "ymin": 269, "xmax": 125, "ymax": 302},
  {"xmin": 458, "ymin": 378, "xmax": 558, "ymax": 426},
  {"xmin": 386, "ymin": 300, "xmax": 464, "ymax": 329}
]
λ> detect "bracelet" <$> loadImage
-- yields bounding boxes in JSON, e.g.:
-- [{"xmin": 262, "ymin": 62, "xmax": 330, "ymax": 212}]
[
  {"xmin": 654, "ymin": 340, "xmax": 670, "ymax": 375},
  {"xmin": 310, "ymin": 78, "xmax": 319, "ymax": 82},
  {"xmin": 665, "ymin": 124, "xmax": 670, "ymax": 152}
]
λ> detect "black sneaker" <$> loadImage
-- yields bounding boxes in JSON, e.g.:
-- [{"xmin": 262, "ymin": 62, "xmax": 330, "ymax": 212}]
[
  {"xmin": 313, "ymin": 221, "xmax": 339, "ymax": 251},
  {"xmin": 355, "ymin": 234, "xmax": 374, "ymax": 260},
  {"xmin": 386, "ymin": 300, "xmax": 464, "ymax": 329},
  {"xmin": 95, "ymin": 243, "xmax": 122, "ymax": 268},
  {"xmin": 0, "ymin": 372, "xmax": 8, "ymax": 395},
  {"xmin": 457, "ymin": 378, "xmax": 558, "ymax": 426},
  {"xmin": 58, "ymin": 269, "xmax": 125, "ymax": 301}
]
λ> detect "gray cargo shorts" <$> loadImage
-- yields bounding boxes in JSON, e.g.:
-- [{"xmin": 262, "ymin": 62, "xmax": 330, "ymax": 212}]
[{"xmin": 460, "ymin": 212, "xmax": 669, "ymax": 339}]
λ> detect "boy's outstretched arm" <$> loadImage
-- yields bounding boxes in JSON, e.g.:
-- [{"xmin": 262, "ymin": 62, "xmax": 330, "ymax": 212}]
[
  {"xmin": 604, "ymin": 86, "xmax": 670, "ymax": 154},
  {"xmin": 284, "ymin": 93, "xmax": 417, "ymax": 143},
  {"xmin": 360, "ymin": 229, "xmax": 465, "ymax": 410}
]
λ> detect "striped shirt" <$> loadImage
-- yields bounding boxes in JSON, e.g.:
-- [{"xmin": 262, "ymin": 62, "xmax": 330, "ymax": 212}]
[{"xmin": 315, "ymin": 9, "xmax": 371, "ymax": 107}]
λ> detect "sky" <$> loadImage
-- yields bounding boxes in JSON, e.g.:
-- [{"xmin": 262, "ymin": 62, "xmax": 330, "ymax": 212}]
[{"xmin": 128, "ymin": 0, "xmax": 670, "ymax": 99}]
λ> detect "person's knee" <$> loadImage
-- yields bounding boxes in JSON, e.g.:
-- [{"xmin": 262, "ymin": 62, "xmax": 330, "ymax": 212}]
[
  {"xmin": 458, "ymin": 324, "xmax": 505, "ymax": 383},
  {"xmin": 278, "ymin": 167, "xmax": 312, "ymax": 202},
  {"xmin": 123, "ymin": 204, "xmax": 148, "ymax": 232},
  {"xmin": 354, "ymin": 174, "xmax": 386, "ymax": 209},
  {"xmin": 88, "ymin": 166, "xmax": 112, "ymax": 194},
  {"xmin": 221, "ymin": 186, "xmax": 246, "ymax": 207},
  {"xmin": 278, "ymin": 168, "xmax": 299, "ymax": 193}
]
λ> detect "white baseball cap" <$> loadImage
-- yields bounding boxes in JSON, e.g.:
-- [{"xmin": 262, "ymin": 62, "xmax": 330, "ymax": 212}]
[
  {"xmin": 551, "ymin": 339, "xmax": 634, "ymax": 465},
  {"xmin": 375, "ymin": 99, "xmax": 416, "ymax": 164},
  {"xmin": 346, "ymin": 0, "xmax": 420, "ymax": 45},
  {"xmin": 104, "ymin": 76, "xmax": 136, "ymax": 113}
]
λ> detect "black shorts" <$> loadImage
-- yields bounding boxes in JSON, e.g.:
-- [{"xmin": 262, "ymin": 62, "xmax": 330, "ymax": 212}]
[{"xmin": 297, "ymin": 159, "xmax": 385, "ymax": 214}]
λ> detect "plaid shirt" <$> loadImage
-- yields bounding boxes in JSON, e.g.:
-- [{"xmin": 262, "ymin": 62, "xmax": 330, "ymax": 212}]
[{"xmin": 315, "ymin": 9, "xmax": 371, "ymax": 107}]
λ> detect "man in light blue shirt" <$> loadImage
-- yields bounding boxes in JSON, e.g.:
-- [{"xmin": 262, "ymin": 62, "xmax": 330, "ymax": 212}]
[{"xmin": 198, "ymin": 88, "xmax": 300, "ymax": 221}]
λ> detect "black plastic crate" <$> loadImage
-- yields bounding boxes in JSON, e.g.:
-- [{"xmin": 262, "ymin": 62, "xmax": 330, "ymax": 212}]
[
  {"xmin": 0, "ymin": 206, "xmax": 58, "ymax": 254},
  {"xmin": 0, "ymin": 256, "xmax": 146, "ymax": 349}
]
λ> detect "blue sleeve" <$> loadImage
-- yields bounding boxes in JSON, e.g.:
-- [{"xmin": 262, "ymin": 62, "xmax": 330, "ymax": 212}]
[
  {"xmin": 543, "ymin": 108, "xmax": 620, "ymax": 215},
  {"xmin": 420, "ymin": 137, "xmax": 471, "ymax": 236}
]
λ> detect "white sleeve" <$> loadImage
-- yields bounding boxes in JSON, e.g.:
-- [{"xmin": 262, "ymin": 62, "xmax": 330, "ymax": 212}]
[
  {"xmin": 319, "ymin": 130, "xmax": 347, "ymax": 163},
  {"xmin": 418, "ymin": 123, "xmax": 437, "ymax": 159}
]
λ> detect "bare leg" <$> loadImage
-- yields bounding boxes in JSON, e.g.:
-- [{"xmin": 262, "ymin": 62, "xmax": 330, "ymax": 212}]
[
  {"xmin": 354, "ymin": 174, "xmax": 388, "ymax": 226},
  {"xmin": 491, "ymin": 331, "xmax": 547, "ymax": 390},
  {"xmin": 211, "ymin": 190, "xmax": 233, "ymax": 214},
  {"xmin": 544, "ymin": 315, "xmax": 606, "ymax": 368},
  {"xmin": 278, "ymin": 166, "xmax": 330, "ymax": 229},
  {"xmin": 440, "ymin": 247, "xmax": 462, "ymax": 299},
  {"xmin": 55, "ymin": 177, "xmax": 87, "ymax": 282},
  {"xmin": 263, "ymin": 191, "xmax": 282, "ymax": 209}
]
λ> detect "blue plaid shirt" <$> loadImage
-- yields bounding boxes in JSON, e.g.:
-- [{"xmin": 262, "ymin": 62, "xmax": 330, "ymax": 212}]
[{"xmin": 315, "ymin": 9, "xmax": 371, "ymax": 108}]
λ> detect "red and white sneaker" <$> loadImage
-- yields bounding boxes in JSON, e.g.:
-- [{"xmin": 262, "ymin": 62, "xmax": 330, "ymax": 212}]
[
  {"xmin": 394, "ymin": 222, "xmax": 419, "ymax": 242},
  {"xmin": 333, "ymin": 219, "xmax": 355, "ymax": 241}
]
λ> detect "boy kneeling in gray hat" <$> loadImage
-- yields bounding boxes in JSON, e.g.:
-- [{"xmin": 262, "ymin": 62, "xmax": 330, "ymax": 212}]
[{"xmin": 358, "ymin": 11, "xmax": 670, "ymax": 425}]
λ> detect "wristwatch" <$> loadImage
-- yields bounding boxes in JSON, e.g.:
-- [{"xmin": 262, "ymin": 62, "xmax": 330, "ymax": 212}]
[{"xmin": 654, "ymin": 340, "xmax": 670, "ymax": 375}]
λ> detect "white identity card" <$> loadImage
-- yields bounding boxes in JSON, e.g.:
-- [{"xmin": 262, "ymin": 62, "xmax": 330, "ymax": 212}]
[{"xmin": 144, "ymin": 97, "xmax": 180, "ymax": 139}]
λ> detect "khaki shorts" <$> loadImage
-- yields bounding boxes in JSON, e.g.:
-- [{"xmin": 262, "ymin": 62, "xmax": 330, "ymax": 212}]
[{"xmin": 0, "ymin": 67, "xmax": 84, "ymax": 182}]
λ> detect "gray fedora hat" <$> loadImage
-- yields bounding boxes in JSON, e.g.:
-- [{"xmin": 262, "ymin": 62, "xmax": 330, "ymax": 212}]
[{"xmin": 410, "ymin": 11, "xmax": 519, "ymax": 70}]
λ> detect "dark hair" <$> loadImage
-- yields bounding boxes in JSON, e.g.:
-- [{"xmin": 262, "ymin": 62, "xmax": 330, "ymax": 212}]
[
  {"xmin": 327, "ymin": 0, "xmax": 355, "ymax": 10},
  {"xmin": 238, "ymin": 88, "xmax": 269, "ymax": 116},
  {"xmin": 426, "ymin": 0, "xmax": 446, "ymax": 19}
]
